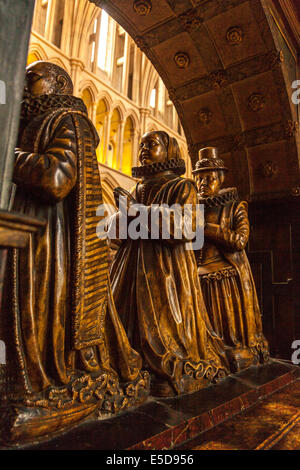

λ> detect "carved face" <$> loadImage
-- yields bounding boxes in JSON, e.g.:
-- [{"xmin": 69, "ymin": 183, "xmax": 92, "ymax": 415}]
[
  {"xmin": 139, "ymin": 132, "xmax": 168, "ymax": 165},
  {"xmin": 196, "ymin": 170, "xmax": 224, "ymax": 197},
  {"xmin": 25, "ymin": 62, "xmax": 68, "ymax": 97}
]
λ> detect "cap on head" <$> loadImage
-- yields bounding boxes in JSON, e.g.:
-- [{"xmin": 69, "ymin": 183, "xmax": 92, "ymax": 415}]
[
  {"xmin": 192, "ymin": 147, "xmax": 228, "ymax": 174},
  {"xmin": 26, "ymin": 61, "xmax": 74, "ymax": 95}
]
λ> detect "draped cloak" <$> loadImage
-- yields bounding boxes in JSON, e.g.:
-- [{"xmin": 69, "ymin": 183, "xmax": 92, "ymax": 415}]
[
  {"xmin": 110, "ymin": 174, "xmax": 229, "ymax": 395},
  {"xmin": 2, "ymin": 96, "xmax": 142, "ymax": 398}
]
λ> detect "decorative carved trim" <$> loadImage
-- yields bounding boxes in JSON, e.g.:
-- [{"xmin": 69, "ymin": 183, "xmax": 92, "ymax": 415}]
[
  {"xmin": 226, "ymin": 26, "xmax": 244, "ymax": 45},
  {"xmin": 133, "ymin": 0, "xmax": 152, "ymax": 16},
  {"xmin": 135, "ymin": 36, "xmax": 149, "ymax": 53},
  {"xmin": 168, "ymin": 87, "xmax": 180, "ymax": 106},
  {"xmin": 173, "ymin": 52, "xmax": 190, "ymax": 69},
  {"xmin": 268, "ymin": 50, "xmax": 284, "ymax": 68},
  {"xmin": 179, "ymin": 9, "xmax": 203, "ymax": 32},
  {"xmin": 248, "ymin": 93, "xmax": 265, "ymax": 112},
  {"xmin": 285, "ymin": 120, "xmax": 299, "ymax": 138},
  {"xmin": 261, "ymin": 161, "xmax": 279, "ymax": 178}
]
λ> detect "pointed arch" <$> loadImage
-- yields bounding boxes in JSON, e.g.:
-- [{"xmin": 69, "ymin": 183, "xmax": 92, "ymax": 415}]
[{"xmin": 78, "ymin": 79, "xmax": 98, "ymax": 102}]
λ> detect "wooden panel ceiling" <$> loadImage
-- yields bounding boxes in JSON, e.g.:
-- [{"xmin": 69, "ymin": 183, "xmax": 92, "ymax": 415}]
[{"xmin": 90, "ymin": 0, "xmax": 300, "ymax": 201}]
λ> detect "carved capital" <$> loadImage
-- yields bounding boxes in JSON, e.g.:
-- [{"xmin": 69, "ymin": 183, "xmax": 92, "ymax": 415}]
[
  {"xmin": 248, "ymin": 93, "xmax": 265, "ymax": 112},
  {"xmin": 226, "ymin": 26, "xmax": 244, "ymax": 45},
  {"xmin": 174, "ymin": 52, "xmax": 190, "ymax": 69},
  {"xmin": 133, "ymin": 0, "xmax": 152, "ymax": 16}
]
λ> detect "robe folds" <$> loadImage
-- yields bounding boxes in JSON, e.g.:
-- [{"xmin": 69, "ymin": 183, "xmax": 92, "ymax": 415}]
[
  {"xmin": 2, "ymin": 98, "xmax": 142, "ymax": 399},
  {"xmin": 197, "ymin": 194, "xmax": 269, "ymax": 365},
  {"xmin": 110, "ymin": 174, "xmax": 229, "ymax": 395}
]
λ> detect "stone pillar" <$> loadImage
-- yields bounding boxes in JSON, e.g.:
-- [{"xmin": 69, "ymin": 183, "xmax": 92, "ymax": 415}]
[
  {"xmin": 140, "ymin": 108, "xmax": 151, "ymax": 136},
  {"xmin": 103, "ymin": 111, "xmax": 112, "ymax": 165},
  {"xmin": 91, "ymin": 103, "xmax": 97, "ymax": 126},
  {"xmin": 131, "ymin": 129, "xmax": 139, "ymax": 167},
  {"xmin": 0, "ymin": 0, "xmax": 35, "ymax": 209},
  {"xmin": 70, "ymin": 58, "xmax": 84, "ymax": 97},
  {"xmin": 117, "ymin": 120, "xmax": 125, "ymax": 170},
  {"xmin": 44, "ymin": 0, "xmax": 55, "ymax": 42}
]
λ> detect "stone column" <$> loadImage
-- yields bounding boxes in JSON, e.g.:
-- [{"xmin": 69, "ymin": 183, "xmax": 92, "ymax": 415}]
[
  {"xmin": 91, "ymin": 103, "xmax": 97, "ymax": 126},
  {"xmin": 140, "ymin": 107, "xmax": 151, "ymax": 136},
  {"xmin": 117, "ymin": 120, "xmax": 125, "ymax": 170},
  {"xmin": 0, "ymin": 0, "xmax": 35, "ymax": 209},
  {"xmin": 70, "ymin": 58, "xmax": 84, "ymax": 97},
  {"xmin": 131, "ymin": 129, "xmax": 139, "ymax": 167},
  {"xmin": 103, "ymin": 111, "xmax": 112, "ymax": 165}
]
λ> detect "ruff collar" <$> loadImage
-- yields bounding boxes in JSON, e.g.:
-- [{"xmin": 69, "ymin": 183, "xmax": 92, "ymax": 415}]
[
  {"xmin": 132, "ymin": 158, "xmax": 186, "ymax": 178},
  {"xmin": 198, "ymin": 187, "xmax": 238, "ymax": 207},
  {"xmin": 20, "ymin": 92, "xmax": 88, "ymax": 121}
]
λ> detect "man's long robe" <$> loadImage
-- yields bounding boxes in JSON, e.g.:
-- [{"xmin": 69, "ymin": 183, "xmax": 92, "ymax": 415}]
[{"xmin": 2, "ymin": 98, "xmax": 142, "ymax": 399}]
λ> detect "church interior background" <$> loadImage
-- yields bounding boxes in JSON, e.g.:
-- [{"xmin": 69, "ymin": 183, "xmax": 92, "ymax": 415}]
[{"xmin": 0, "ymin": 0, "xmax": 299, "ymax": 451}]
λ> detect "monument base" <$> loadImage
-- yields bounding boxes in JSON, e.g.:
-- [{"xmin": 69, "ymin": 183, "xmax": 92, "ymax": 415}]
[{"xmin": 0, "ymin": 359, "xmax": 298, "ymax": 450}]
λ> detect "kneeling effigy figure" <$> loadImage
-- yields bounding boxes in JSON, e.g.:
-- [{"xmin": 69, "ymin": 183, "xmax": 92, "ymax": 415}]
[
  {"xmin": 193, "ymin": 147, "xmax": 269, "ymax": 372},
  {"xmin": 0, "ymin": 61, "xmax": 149, "ymax": 443},
  {"xmin": 109, "ymin": 131, "xmax": 229, "ymax": 397}
]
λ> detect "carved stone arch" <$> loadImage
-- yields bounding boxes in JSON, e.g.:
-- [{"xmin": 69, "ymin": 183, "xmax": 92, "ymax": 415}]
[
  {"xmin": 88, "ymin": 0, "xmax": 300, "ymax": 203},
  {"xmin": 79, "ymin": 79, "xmax": 98, "ymax": 103},
  {"xmin": 111, "ymin": 102, "xmax": 126, "ymax": 122},
  {"xmin": 124, "ymin": 110, "xmax": 140, "ymax": 133},
  {"xmin": 28, "ymin": 43, "xmax": 48, "ymax": 62},
  {"xmin": 96, "ymin": 91, "xmax": 113, "ymax": 114}
]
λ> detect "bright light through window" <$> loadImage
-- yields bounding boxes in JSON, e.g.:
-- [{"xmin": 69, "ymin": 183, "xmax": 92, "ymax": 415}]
[
  {"xmin": 97, "ymin": 10, "xmax": 109, "ymax": 71},
  {"xmin": 150, "ymin": 88, "xmax": 156, "ymax": 108},
  {"xmin": 91, "ymin": 42, "xmax": 95, "ymax": 63}
]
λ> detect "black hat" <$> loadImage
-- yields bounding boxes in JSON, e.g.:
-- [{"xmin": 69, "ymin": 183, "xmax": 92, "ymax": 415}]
[{"xmin": 192, "ymin": 147, "xmax": 228, "ymax": 174}]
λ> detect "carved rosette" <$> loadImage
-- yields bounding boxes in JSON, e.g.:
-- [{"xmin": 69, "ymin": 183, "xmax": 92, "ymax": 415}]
[
  {"xmin": 179, "ymin": 10, "xmax": 203, "ymax": 32},
  {"xmin": 133, "ymin": 0, "xmax": 152, "ymax": 15},
  {"xmin": 197, "ymin": 108, "xmax": 212, "ymax": 125},
  {"xmin": 285, "ymin": 120, "xmax": 299, "ymax": 138},
  {"xmin": 291, "ymin": 186, "xmax": 300, "ymax": 197},
  {"xmin": 174, "ymin": 52, "xmax": 190, "ymax": 69},
  {"xmin": 262, "ymin": 161, "xmax": 278, "ymax": 178},
  {"xmin": 226, "ymin": 26, "xmax": 244, "ymax": 45},
  {"xmin": 248, "ymin": 93, "xmax": 265, "ymax": 112},
  {"xmin": 209, "ymin": 70, "xmax": 228, "ymax": 89},
  {"xmin": 135, "ymin": 36, "xmax": 149, "ymax": 53}
]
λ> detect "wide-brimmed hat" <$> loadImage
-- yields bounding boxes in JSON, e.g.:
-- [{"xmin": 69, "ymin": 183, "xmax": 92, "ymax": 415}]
[{"xmin": 192, "ymin": 147, "xmax": 228, "ymax": 174}]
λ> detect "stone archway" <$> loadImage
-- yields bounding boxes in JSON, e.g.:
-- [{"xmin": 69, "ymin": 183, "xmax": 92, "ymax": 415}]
[{"xmin": 89, "ymin": 0, "xmax": 299, "ymax": 202}]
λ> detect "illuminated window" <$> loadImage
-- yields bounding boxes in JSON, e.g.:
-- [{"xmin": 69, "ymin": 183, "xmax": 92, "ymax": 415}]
[
  {"xmin": 33, "ymin": 0, "xmax": 49, "ymax": 36},
  {"xmin": 150, "ymin": 88, "xmax": 156, "ymax": 109},
  {"xmin": 97, "ymin": 10, "xmax": 109, "ymax": 71},
  {"xmin": 90, "ymin": 19, "xmax": 97, "ymax": 65}
]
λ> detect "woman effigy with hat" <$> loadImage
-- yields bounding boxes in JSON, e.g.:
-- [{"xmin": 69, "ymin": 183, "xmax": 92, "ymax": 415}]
[
  {"xmin": 193, "ymin": 147, "xmax": 269, "ymax": 372},
  {"xmin": 109, "ymin": 131, "xmax": 229, "ymax": 396}
]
